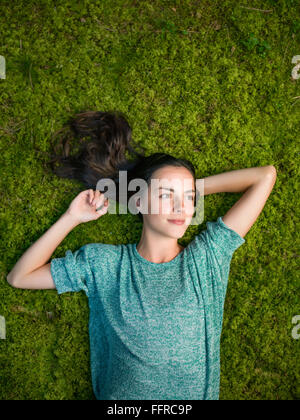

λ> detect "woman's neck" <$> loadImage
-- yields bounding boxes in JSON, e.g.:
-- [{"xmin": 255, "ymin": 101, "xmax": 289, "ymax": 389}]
[{"xmin": 136, "ymin": 237, "xmax": 184, "ymax": 264}]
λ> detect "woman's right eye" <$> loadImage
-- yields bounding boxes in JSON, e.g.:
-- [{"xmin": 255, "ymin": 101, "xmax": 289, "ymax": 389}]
[{"xmin": 160, "ymin": 193, "xmax": 170, "ymax": 198}]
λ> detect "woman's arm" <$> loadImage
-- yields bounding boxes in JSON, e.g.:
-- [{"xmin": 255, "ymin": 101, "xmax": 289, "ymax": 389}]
[
  {"xmin": 7, "ymin": 188, "xmax": 109, "ymax": 289},
  {"xmin": 7, "ymin": 211, "xmax": 80, "ymax": 287},
  {"xmin": 202, "ymin": 165, "xmax": 275, "ymax": 195},
  {"xmin": 200, "ymin": 165, "xmax": 277, "ymax": 238}
]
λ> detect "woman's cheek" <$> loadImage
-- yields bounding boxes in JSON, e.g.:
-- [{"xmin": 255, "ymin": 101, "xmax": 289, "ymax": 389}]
[
  {"xmin": 185, "ymin": 200, "xmax": 196, "ymax": 216},
  {"xmin": 161, "ymin": 201, "xmax": 172, "ymax": 215}
]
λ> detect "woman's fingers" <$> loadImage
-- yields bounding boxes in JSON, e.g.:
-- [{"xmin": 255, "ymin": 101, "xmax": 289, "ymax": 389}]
[
  {"xmin": 89, "ymin": 189, "xmax": 94, "ymax": 205},
  {"xmin": 85, "ymin": 189, "xmax": 109, "ymax": 214},
  {"xmin": 90, "ymin": 190, "xmax": 99, "ymax": 206},
  {"xmin": 96, "ymin": 200, "xmax": 107, "ymax": 211},
  {"xmin": 91, "ymin": 190, "xmax": 107, "ymax": 208}
]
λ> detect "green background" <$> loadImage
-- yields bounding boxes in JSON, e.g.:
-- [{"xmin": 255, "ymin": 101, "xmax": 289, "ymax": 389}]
[{"xmin": 0, "ymin": 0, "xmax": 299, "ymax": 400}]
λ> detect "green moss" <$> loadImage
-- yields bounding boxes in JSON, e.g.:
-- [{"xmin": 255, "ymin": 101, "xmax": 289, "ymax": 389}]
[{"xmin": 0, "ymin": 0, "xmax": 299, "ymax": 400}]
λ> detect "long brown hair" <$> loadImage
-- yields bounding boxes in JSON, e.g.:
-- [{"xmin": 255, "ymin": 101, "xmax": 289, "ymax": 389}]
[{"xmin": 45, "ymin": 110, "xmax": 197, "ymax": 222}]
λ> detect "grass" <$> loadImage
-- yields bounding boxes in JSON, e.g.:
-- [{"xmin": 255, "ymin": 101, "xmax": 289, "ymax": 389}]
[{"xmin": 0, "ymin": 0, "xmax": 299, "ymax": 400}]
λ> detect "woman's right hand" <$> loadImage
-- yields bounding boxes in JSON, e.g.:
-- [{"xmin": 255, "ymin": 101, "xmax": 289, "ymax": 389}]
[{"xmin": 65, "ymin": 189, "xmax": 109, "ymax": 224}]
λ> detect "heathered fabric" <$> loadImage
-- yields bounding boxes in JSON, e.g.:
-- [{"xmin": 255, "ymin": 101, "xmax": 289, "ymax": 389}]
[{"xmin": 50, "ymin": 216, "xmax": 245, "ymax": 400}]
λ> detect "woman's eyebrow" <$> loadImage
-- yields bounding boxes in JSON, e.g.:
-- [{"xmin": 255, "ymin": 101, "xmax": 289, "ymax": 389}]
[{"xmin": 158, "ymin": 187, "xmax": 196, "ymax": 193}]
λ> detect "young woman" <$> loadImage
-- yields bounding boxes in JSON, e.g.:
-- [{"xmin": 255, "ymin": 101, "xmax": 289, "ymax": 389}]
[{"xmin": 7, "ymin": 111, "xmax": 277, "ymax": 400}]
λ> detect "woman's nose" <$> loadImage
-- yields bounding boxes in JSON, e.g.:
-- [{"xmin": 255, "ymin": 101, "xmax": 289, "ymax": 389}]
[{"xmin": 173, "ymin": 197, "xmax": 184, "ymax": 213}]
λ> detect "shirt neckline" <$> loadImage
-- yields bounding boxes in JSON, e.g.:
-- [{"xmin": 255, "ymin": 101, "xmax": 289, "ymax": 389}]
[{"xmin": 132, "ymin": 243, "xmax": 185, "ymax": 268}]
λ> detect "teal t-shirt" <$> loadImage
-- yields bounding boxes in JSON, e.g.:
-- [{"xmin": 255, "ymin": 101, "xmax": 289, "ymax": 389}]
[{"xmin": 50, "ymin": 216, "xmax": 245, "ymax": 400}]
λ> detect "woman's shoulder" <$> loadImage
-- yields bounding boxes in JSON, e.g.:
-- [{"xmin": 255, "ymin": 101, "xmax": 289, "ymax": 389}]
[
  {"xmin": 81, "ymin": 242, "xmax": 124, "ymax": 261},
  {"xmin": 85, "ymin": 241, "xmax": 124, "ymax": 252},
  {"xmin": 187, "ymin": 216, "xmax": 245, "ymax": 258}
]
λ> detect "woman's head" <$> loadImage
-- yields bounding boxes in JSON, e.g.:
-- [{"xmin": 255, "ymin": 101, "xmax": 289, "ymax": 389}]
[
  {"xmin": 47, "ymin": 111, "xmax": 197, "ymax": 234},
  {"xmin": 127, "ymin": 153, "xmax": 197, "ymax": 239},
  {"xmin": 135, "ymin": 163, "xmax": 197, "ymax": 239}
]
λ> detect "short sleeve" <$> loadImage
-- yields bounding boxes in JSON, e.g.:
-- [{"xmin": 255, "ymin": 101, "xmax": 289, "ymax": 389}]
[
  {"xmin": 199, "ymin": 216, "xmax": 245, "ymax": 298},
  {"xmin": 201, "ymin": 216, "xmax": 245, "ymax": 260},
  {"xmin": 50, "ymin": 245, "xmax": 92, "ymax": 297}
]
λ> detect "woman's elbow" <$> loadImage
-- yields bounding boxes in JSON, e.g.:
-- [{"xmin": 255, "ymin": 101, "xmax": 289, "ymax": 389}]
[{"xmin": 7, "ymin": 273, "xmax": 20, "ymax": 288}]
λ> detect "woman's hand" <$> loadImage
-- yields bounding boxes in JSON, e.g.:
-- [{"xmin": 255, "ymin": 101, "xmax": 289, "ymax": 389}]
[{"xmin": 65, "ymin": 189, "xmax": 109, "ymax": 224}]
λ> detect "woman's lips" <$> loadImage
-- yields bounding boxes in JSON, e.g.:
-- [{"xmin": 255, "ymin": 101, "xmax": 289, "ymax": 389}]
[{"xmin": 167, "ymin": 219, "xmax": 185, "ymax": 225}]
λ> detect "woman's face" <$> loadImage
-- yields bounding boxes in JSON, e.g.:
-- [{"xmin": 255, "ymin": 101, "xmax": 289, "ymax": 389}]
[{"xmin": 138, "ymin": 166, "xmax": 196, "ymax": 238}]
